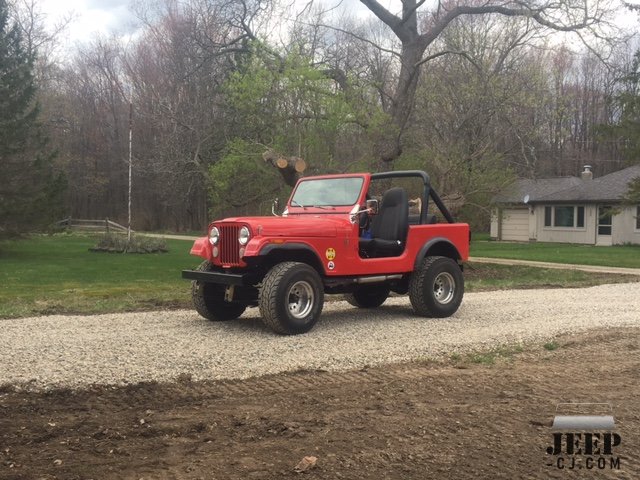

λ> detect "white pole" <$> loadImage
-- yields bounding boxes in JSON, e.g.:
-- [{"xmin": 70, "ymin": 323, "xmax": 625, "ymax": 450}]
[{"xmin": 127, "ymin": 102, "xmax": 133, "ymax": 245}]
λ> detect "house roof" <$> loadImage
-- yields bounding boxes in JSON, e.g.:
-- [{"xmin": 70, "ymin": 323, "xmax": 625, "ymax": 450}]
[
  {"xmin": 493, "ymin": 165, "xmax": 640, "ymax": 205},
  {"xmin": 536, "ymin": 165, "xmax": 640, "ymax": 203},
  {"xmin": 492, "ymin": 177, "xmax": 583, "ymax": 204}
]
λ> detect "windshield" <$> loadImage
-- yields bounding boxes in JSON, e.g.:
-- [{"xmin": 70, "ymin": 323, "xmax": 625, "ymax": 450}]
[{"xmin": 291, "ymin": 177, "xmax": 364, "ymax": 207}]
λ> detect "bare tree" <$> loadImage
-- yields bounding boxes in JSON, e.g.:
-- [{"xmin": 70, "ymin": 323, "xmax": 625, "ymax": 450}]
[
  {"xmin": 7, "ymin": 0, "xmax": 73, "ymax": 84},
  {"xmin": 125, "ymin": 0, "xmax": 271, "ymax": 229},
  {"xmin": 346, "ymin": 0, "xmax": 621, "ymax": 163},
  {"xmin": 48, "ymin": 0, "xmax": 275, "ymax": 231}
]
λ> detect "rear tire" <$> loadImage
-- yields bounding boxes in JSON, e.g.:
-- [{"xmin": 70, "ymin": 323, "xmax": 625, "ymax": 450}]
[
  {"xmin": 259, "ymin": 262, "xmax": 324, "ymax": 335},
  {"xmin": 345, "ymin": 285, "xmax": 390, "ymax": 308},
  {"xmin": 409, "ymin": 256, "xmax": 464, "ymax": 318},
  {"xmin": 191, "ymin": 261, "xmax": 247, "ymax": 321}
]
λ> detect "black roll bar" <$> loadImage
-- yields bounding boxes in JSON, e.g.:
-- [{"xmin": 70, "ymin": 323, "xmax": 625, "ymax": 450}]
[{"xmin": 371, "ymin": 170, "xmax": 456, "ymax": 224}]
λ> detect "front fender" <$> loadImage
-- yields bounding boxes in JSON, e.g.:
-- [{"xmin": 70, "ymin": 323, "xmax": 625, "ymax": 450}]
[
  {"xmin": 242, "ymin": 237, "xmax": 272, "ymax": 258},
  {"xmin": 190, "ymin": 237, "xmax": 212, "ymax": 260},
  {"xmin": 244, "ymin": 240, "xmax": 325, "ymax": 274}
]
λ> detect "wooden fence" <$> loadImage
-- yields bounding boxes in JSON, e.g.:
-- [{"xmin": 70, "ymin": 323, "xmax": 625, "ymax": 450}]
[{"xmin": 56, "ymin": 218, "xmax": 132, "ymax": 234}]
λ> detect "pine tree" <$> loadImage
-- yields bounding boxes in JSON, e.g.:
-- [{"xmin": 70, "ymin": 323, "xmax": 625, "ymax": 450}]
[
  {"xmin": 0, "ymin": 0, "xmax": 64, "ymax": 238},
  {"xmin": 598, "ymin": 50, "xmax": 640, "ymax": 167},
  {"xmin": 616, "ymin": 50, "xmax": 640, "ymax": 165}
]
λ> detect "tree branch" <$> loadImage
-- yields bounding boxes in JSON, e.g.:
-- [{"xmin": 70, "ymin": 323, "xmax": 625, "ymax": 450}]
[
  {"xmin": 414, "ymin": 50, "xmax": 481, "ymax": 70},
  {"xmin": 420, "ymin": 3, "xmax": 600, "ymax": 51},
  {"xmin": 314, "ymin": 22, "xmax": 401, "ymax": 58},
  {"xmin": 359, "ymin": 0, "xmax": 409, "ymax": 41},
  {"xmin": 399, "ymin": 0, "xmax": 428, "ymax": 28}
]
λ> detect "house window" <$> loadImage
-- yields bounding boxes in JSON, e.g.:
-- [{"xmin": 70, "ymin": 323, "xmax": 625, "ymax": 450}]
[
  {"xmin": 577, "ymin": 206, "xmax": 585, "ymax": 228},
  {"xmin": 544, "ymin": 206, "xmax": 586, "ymax": 229},
  {"xmin": 554, "ymin": 206, "xmax": 574, "ymax": 227},
  {"xmin": 544, "ymin": 206, "xmax": 552, "ymax": 227}
]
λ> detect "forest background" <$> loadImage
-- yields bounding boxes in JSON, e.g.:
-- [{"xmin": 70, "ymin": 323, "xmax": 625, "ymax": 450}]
[{"xmin": 2, "ymin": 0, "xmax": 640, "ymax": 235}]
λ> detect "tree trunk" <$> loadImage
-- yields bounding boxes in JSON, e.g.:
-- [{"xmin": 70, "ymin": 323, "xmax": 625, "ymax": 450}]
[
  {"xmin": 382, "ymin": 40, "xmax": 426, "ymax": 162},
  {"xmin": 263, "ymin": 149, "xmax": 307, "ymax": 187}
]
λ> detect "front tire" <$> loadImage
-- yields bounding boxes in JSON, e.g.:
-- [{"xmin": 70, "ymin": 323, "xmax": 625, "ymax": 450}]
[
  {"xmin": 191, "ymin": 261, "xmax": 247, "ymax": 321},
  {"xmin": 345, "ymin": 285, "xmax": 390, "ymax": 308},
  {"xmin": 259, "ymin": 262, "xmax": 324, "ymax": 335},
  {"xmin": 409, "ymin": 256, "xmax": 464, "ymax": 317}
]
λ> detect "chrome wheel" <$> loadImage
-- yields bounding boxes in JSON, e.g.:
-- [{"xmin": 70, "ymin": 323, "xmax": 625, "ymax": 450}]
[
  {"xmin": 259, "ymin": 262, "xmax": 324, "ymax": 334},
  {"xmin": 409, "ymin": 256, "xmax": 464, "ymax": 318},
  {"xmin": 287, "ymin": 280, "xmax": 314, "ymax": 319},
  {"xmin": 433, "ymin": 272, "xmax": 455, "ymax": 304}
]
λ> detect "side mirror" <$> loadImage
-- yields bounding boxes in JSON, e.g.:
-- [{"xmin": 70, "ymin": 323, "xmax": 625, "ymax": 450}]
[
  {"xmin": 271, "ymin": 198, "xmax": 280, "ymax": 216},
  {"xmin": 350, "ymin": 199, "xmax": 379, "ymax": 224},
  {"xmin": 366, "ymin": 199, "xmax": 379, "ymax": 215}
]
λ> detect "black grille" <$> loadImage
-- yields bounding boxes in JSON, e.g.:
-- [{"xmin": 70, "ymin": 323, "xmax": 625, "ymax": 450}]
[{"xmin": 219, "ymin": 225, "xmax": 240, "ymax": 265}]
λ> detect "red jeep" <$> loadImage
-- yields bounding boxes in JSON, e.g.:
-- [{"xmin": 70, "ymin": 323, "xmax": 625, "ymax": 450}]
[{"xmin": 182, "ymin": 170, "xmax": 469, "ymax": 334}]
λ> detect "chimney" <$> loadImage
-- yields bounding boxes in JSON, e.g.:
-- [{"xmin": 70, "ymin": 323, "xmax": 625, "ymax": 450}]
[{"xmin": 581, "ymin": 165, "xmax": 593, "ymax": 181}]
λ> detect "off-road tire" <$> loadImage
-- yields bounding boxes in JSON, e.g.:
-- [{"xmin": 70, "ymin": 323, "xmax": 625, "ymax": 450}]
[
  {"xmin": 409, "ymin": 256, "xmax": 464, "ymax": 318},
  {"xmin": 259, "ymin": 262, "xmax": 324, "ymax": 335},
  {"xmin": 345, "ymin": 285, "xmax": 390, "ymax": 308},
  {"xmin": 191, "ymin": 261, "xmax": 247, "ymax": 321}
]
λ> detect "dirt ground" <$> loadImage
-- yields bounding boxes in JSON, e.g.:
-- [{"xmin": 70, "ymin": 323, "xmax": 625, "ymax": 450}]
[{"xmin": 1, "ymin": 328, "xmax": 638, "ymax": 480}]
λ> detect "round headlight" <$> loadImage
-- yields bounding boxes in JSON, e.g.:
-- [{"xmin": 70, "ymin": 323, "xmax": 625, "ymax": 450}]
[
  {"xmin": 209, "ymin": 226, "xmax": 220, "ymax": 245},
  {"xmin": 238, "ymin": 226, "xmax": 250, "ymax": 245}
]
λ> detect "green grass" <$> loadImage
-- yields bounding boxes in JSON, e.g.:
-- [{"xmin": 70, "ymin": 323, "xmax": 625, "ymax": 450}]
[
  {"xmin": 464, "ymin": 262, "xmax": 637, "ymax": 292},
  {"xmin": 472, "ymin": 232, "xmax": 491, "ymax": 242},
  {"xmin": 1, "ymin": 235, "xmax": 637, "ymax": 319},
  {"xmin": 0, "ymin": 234, "xmax": 199, "ymax": 318},
  {"xmin": 471, "ymin": 234, "xmax": 640, "ymax": 268},
  {"xmin": 451, "ymin": 344, "xmax": 525, "ymax": 366}
]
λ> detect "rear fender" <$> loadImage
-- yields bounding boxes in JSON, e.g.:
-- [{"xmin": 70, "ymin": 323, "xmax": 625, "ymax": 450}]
[{"xmin": 414, "ymin": 237, "xmax": 462, "ymax": 270}]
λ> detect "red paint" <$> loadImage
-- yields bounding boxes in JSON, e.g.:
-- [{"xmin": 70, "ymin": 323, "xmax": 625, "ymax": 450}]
[{"xmin": 190, "ymin": 172, "xmax": 469, "ymax": 274}]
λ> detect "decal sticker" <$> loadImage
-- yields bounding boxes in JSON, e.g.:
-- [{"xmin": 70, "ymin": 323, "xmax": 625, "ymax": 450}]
[
  {"xmin": 326, "ymin": 248, "xmax": 336, "ymax": 260},
  {"xmin": 327, "ymin": 261, "xmax": 335, "ymax": 270}
]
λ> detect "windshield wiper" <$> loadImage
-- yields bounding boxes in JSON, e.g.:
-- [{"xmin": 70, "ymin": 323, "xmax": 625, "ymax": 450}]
[{"xmin": 291, "ymin": 200, "xmax": 333, "ymax": 210}]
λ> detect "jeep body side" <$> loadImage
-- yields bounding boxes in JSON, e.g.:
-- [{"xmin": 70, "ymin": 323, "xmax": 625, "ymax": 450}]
[{"xmin": 182, "ymin": 170, "xmax": 469, "ymax": 334}]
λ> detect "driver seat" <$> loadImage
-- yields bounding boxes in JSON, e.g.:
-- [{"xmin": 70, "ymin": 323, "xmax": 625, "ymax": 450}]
[{"xmin": 359, "ymin": 187, "xmax": 409, "ymax": 258}]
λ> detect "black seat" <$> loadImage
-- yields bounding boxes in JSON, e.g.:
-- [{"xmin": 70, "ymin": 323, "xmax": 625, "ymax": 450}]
[{"xmin": 359, "ymin": 187, "xmax": 409, "ymax": 258}]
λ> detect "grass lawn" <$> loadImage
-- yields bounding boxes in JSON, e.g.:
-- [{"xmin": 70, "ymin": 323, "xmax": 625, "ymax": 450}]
[
  {"xmin": 471, "ymin": 233, "xmax": 640, "ymax": 268},
  {"xmin": 464, "ymin": 263, "xmax": 637, "ymax": 291},
  {"xmin": 0, "ymin": 234, "xmax": 200, "ymax": 319},
  {"xmin": 1, "ymin": 234, "xmax": 637, "ymax": 319}
]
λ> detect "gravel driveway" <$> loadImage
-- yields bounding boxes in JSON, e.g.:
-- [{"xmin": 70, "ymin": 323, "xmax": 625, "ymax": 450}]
[{"xmin": 1, "ymin": 282, "xmax": 638, "ymax": 389}]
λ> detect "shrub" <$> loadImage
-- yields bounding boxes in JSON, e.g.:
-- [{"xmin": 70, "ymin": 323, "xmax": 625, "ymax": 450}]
[{"xmin": 90, "ymin": 233, "xmax": 168, "ymax": 253}]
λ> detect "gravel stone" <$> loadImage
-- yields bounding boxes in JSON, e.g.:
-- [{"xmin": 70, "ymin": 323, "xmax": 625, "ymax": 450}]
[{"xmin": 1, "ymin": 282, "xmax": 638, "ymax": 389}]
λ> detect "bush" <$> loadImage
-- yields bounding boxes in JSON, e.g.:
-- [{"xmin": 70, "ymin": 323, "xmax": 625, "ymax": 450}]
[{"xmin": 90, "ymin": 233, "xmax": 168, "ymax": 253}]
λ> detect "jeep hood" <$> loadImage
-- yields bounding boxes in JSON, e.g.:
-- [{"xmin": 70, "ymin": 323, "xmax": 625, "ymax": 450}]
[{"xmin": 216, "ymin": 215, "xmax": 350, "ymax": 237}]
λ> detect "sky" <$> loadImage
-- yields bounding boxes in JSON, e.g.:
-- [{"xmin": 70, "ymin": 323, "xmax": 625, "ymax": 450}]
[
  {"xmin": 38, "ymin": 0, "xmax": 640, "ymax": 49},
  {"xmin": 37, "ymin": 0, "xmax": 372, "ymax": 50},
  {"xmin": 39, "ymin": 0, "xmax": 139, "ymax": 46}
]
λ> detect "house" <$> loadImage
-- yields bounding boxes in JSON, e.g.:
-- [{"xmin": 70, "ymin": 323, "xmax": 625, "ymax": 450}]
[{"xmin": 491, "ymin": 165, "xmax": 640, "ymax": 245}]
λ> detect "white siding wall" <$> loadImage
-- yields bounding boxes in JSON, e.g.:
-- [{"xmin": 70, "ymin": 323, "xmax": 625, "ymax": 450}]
[
  {"xmin": 612, "ymin": 205, "xmax": 640, "ymax": 245},
  {"xmin": 494, "ymin": 203, "xmax": 640, "ymax": 245},
  {"xmin": 528, "ymin": 207, "xmax": 537, "ymax": 241},
  {"xmin": 490, "ymin": 208, "xmax": 499, "ymax": 240}
]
